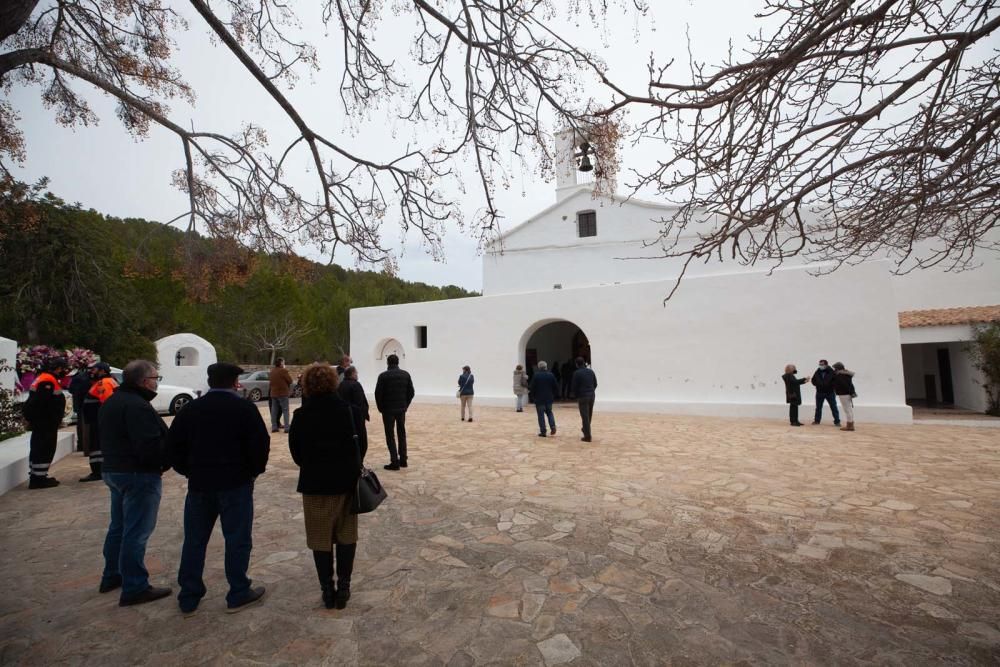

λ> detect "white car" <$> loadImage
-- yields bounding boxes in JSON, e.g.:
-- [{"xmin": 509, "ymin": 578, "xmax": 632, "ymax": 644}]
[{"xmin": 109, "ymin": 368, "xmax": 199, "ymax": 415}]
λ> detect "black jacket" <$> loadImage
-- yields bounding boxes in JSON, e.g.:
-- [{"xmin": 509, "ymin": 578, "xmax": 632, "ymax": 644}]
[
  {"xmin": 166, "ymin": 390, "xmax": 270, "ymax": 492},
  {"xmin": 570, "ymin": 367, "xmax": 598, "ymax": 399},
  {"xmin": 374, "ymin": 365, "xmax": 414, "ymax": 414},
  {"xmin": 782, "ymin": 373, "xmax": 808, "ymax": 405},
  {"xmin": 288, "ymin": 394, "xmax": 364, "ymax": 495},
  {"xmin": 833, "ymin": 371, "xmax": 856, "ymax": 396},
  {"xmin": 811, "ymin": 367, "xmax": 836, "ymax": 393},
  {"xmin": 99, "ymin": 385, "xmax": 169, "ymax": 474},
  {"xmin": 338, "ymin": 378, "xmax": 370, "ymax": 421},
  {"xmin": 529, "ymin": 371, "xmax": 560, "ymax": 403}
]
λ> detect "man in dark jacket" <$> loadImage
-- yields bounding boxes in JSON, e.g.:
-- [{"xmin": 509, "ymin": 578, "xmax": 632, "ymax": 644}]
[
  {"xmin": 338, "ymin": 366, "xmax": 370, "ymax": 458},
  {"xmin": 167, "ymin": 362, "xmax": 270, "ymax": 616},
  {"xmin": 570, "ymin": 357, "xmax": 598, "ymax": 442},
  {"xmin": 98, "ymin": 359, "xmax": 172, "ymax": 606},
  {"xmin": 810, "ymin": 359, "xmax": 841, "ymax": 426},
  {"xmin": 373, "ymin": 354, "xmax": 414, "ymax": 471},
  {"xmin": 528, "ymin": 361, "xmax": 560, "ymax": 437}
]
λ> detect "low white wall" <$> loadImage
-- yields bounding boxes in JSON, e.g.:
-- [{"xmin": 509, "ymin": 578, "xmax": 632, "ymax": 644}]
[
  {"xmin": 0, "ymin": 431, "xmax": 75, "ymax": 496},
  {"xmin": 0, "ymin": 336, "xmax": 16, "ymax": 394},
  {"xmin": 353, "ymin": 261, "xmax": 912, "ymax": 424}
]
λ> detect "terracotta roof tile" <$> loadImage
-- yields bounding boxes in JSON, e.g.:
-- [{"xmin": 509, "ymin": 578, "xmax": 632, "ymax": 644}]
[{"xmin": 898, "ymin": 305, "xmax": 1000, "ymax": 328}]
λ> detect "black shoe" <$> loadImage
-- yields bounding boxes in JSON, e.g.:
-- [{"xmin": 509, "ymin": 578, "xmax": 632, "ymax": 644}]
[
  {"xmin": 384, "ymin": 463, "xmax": 400, "ymax": 471},
  {"xmin": 321, "ymin": 585, "xmax": 336, "ymax": 610},
  {"xmin": 226, "ymin": 586, "xmax": 266, "ymax": 614},
  {"xmin": 99, "ymin": 575, "xmax": 122, "ymax": 593},
  {"xmin": 550, "ymin": 428, "xmax": 557, "ymax": 436},
  {"xmin": 581, "ymin": 436, "xmax": 592, "ymax": 442},
  {"xmin": 467, "ymin": 418, "xmax": 473, "ymax": 422},
  {"xmin": 791, "ymin": 422, "xmax": 803, "ymax": 427},
  {"xmin": 538, "ymin": 433, "xmax": 546, "ymax": 437},
  {"xmin": 119, "ymin": 586, "xmax": 172, "ymax": 607},
  {"xmin": 79, "ymin": 472, "xmax": 103, "ymax": 483},
  {"xmin": 180, "ymin": 605, "xmax": 199, "ymax": 618},
  {"xmin": 334, "ymin": 587, "xmax": 351, "ymax": 610},
  {"xmin": 516, "ymin": 409, "xmax": 523, "ymax": 412},
  {"xmin": 399, "ymin": 460, "xmax": 408, "ymax": 468},
  {"xmin": 811, "ymin": 421, "xmax": 820, "ymax": 425},
  {"xmin": 833, "ymin": 422, "xmax": 842, "ymax": 427},
  {"xmin": 271, "ymin": 428, "xmax": 279, "ymax": 433},
  {"xmin": 28, "ymin": 476, "xmax": 60, "ymax": 489}
]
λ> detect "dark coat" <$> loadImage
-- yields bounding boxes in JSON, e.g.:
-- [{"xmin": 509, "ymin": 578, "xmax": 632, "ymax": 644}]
[
  {"xmin": 782, "ymin": 373, "xmax": 808, "ymax": 405},
  {"xmin": 570, "ymin": 367, "xmax": 598, "ymax": 399},
  {"xmin": 338, "ymin": 378, "xmax": 370, "ymax": 421},
  {"xmin": 833, "ymin": 371, "xmax": 856, "ymax": 396},
  {"xmin": 166, "ymin": 389, "xmax": 270, "ymax": 492},
  {"xmin": 811, "ymin": 367, "xmax": 836, "ymax": 393},
  {"xmin": 529, "ymin": 370, "xmax": 560, "ymax": 404},
  {"xmin": 22, "ymin": 375, "xmax": 66, "ymax": 431},
  {"xmin": 288, "ymin": 393, "xmax": 364, "ymax": 495},
  {"xmin": 100, "ymin": 385, "xmax": 169, "ymax": 474},
  {"xmin": 458, "ymin": 372, "xmax": 475, "ymax": 396},
  {"xmin": 374, "ymin": 365, "xmax": 414, "ymax": 414}
]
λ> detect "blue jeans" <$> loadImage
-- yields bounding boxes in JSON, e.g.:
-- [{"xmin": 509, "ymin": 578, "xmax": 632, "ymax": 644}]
[
  {"xmin": 270, "ymin": 396, "xmax": 290, "ymax": 431},
  {"xmin": 102, "ymin": 472, "xmax": 163, "ymax": 598},
  {"xmin": 815, "ymin": 392, "xmax": 841, "ymax": 424},
  {"xmin": 535, "ymin": 401, "xmax": 556, "ymax": 434},
  {"xmin": 177, "ymin": 483, "xmax": 255, "ymax": 610}
]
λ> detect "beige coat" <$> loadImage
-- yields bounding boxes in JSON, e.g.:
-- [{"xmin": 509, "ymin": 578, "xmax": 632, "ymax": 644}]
[{"xmin": 513, "ymin": 370, "xmax": 528, "ymax": 396}]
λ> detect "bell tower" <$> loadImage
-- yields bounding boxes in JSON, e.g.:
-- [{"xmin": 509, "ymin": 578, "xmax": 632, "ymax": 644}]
[{"xmin": 554, "ymin": 128, "xmax": 596, "ymax": 202}]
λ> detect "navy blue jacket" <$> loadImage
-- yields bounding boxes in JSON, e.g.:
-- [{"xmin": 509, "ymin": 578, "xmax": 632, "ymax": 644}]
[
  {"xmin": 529, "ymin": 370, "xmax": 560, "ymax": 403},
  {"xmin": 375, "ymin": 365, "xmax": 414, "ymax": 414},
  {"xmin": 458, "ymin": 372, "xmax": 475, "ymax": 396},
  {"xmin": 571, "ymin": 367, "xmax": 598, "ymax": 399},
  {"xmin": 167, "ymin": 390, "xmax": 270, "ymax": 492},
  {"xmin": 100, "ymin": 385, "xmax": 168, "ymax": 474},
  {"xmin": 811, "ymin": 367, "xmax": 836, "ymax": 393}
]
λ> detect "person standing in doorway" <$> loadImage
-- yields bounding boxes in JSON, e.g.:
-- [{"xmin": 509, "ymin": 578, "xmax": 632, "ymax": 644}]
[
  {"xmin": 98, "ymin": 360, "xmax": 171, "ymax": 605},
  {"xmin": 458, "ymin": 365, "xmax": 475, "ymax": 422},
  {"xmin": 268, "ymin": 357, "xmax": 294, "ymax": 433},
  {"xmin": 832, "ymin": 362, "xmax": 857, "ymax": 431},
  {"xmin": 22, "ymin": 357, "xmax": 69, "ymax": 488},
  {"xmin": 167, "ymin": 362, "xmax": 270, "ymax": 616},
  {"xmin": 374, "ymin": 354, "xmax": 414, "ymax": 470},
  {"xmin": 561, "ymin": 360, "xmax": 575, "ymax": 399},
  {"xmin": 512, "ymin": 364, "xmax": 529, "ymax": 412},
  {"xmin": 528, "ymin": 361, "xmax": 559, "ymax": 437},
  {"xmin": 781, "ymin": 364, "xmax": 808, "ymax": 426},
  {"xmin": 811, "ymin": 359, "xmax": 841, "ymax": 426},
  {"xmin": 570, "ymin": 357, "xmax": 598, "ymax": 442}
]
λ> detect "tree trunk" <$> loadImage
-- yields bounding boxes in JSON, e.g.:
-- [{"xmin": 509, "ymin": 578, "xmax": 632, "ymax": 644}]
[
  {"xmin": 0, "ymin": 0, "xmax": 39, "ymax": 42},
  {"xmin": 269, "ymin": 348, "xmax": 276, "ymax": 366}
]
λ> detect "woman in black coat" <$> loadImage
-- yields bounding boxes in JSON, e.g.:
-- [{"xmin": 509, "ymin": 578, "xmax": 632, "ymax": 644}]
[
  {"xmin": 782, "ymin": 364, "xmax": 809, "ymax": 427},
  {"xmin": 288, "ymin": 363, "xmax": 366, "ymax": 609}
]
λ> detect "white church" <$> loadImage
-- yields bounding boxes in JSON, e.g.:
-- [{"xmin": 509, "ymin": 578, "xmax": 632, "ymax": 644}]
[{"xmin": 351, "ymin": 133, "xmax": 999, "ymax": 424}]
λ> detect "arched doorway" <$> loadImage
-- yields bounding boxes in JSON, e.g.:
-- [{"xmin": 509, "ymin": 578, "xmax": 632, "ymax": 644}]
[
  {"xmin": 175, "ymin": 346, "xmax": 200, "ymax": 366},
  {"xmin": 520, "ymin": 319, "xmax": 591, "ymax": 399}
]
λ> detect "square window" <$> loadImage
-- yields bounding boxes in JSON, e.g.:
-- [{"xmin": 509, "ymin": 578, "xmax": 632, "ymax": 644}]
[
  {"xmin": 416, "ymin": 325, "xmax": 428, "ymax": 349},
  {"xmin": 577, "ymin": 211, "xmax": 596, "ymax": 237}
]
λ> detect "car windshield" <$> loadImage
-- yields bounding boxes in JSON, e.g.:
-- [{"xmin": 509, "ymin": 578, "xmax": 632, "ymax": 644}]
[{"xmin": 239, "ymin": 373, "xmax": 254, "ymax": 380}]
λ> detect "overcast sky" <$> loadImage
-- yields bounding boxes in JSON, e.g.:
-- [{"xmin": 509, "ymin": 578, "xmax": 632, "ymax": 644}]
[{"xmin": 9, "ymin": 2, "xmax": 761, "ymax": 292}]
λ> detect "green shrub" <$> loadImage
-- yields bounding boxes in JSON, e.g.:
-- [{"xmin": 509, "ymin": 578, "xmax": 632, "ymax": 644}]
[
  {"xmin": 0, "ymin": 358, "xmax": 25, "ymax": 441},
  {"xmin": 968, "ymin": 323, "xmax": 1000, "ymax": 416}
]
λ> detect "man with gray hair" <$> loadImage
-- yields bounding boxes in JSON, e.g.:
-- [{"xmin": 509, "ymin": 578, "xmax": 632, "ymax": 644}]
[
  {"xmin": 528, "ymin": 360, "xmax": 559, "ymax": 437},
  {"xmin": 98, "ymin": 360, "xmax": 172, "ymax": 606}
]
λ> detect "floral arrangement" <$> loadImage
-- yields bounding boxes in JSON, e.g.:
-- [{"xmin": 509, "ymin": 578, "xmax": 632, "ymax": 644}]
[
  {"xmin": 15, "ymin": 345, "xmax": 99, "ymax": 391},
  {"xmin": 65, "ymin": 347, "xmax": 99, "ymax": 371}
]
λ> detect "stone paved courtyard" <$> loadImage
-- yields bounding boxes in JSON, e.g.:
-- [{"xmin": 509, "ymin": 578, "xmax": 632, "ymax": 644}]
[{"xmin": 1, "ymin": 403, "xmax": 999, "ymax": 665}]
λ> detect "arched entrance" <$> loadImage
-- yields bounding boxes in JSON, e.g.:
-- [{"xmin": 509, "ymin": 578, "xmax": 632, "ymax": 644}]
[
  {"xmin": 519, "ymin": 319, "xmax": 591, "ymax": 399},
  {"xmin": 375, "ymin": 338, "xmax": 405, "ymax": 361}
]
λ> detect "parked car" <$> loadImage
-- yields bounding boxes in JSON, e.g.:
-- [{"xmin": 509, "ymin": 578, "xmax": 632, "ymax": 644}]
[
  {"xmin": 109, "ymin": 369, "xmax": 198, "ymax": 415},
  {"xmin": 239, "ymin": 370, "xmax": 271, "ymax": 402},
  {"xmin": 238, "ymin": 369, "xmax": 302, "ymax": 402}
]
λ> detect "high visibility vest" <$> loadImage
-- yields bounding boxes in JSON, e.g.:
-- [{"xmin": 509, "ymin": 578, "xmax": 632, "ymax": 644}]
[
  {"xmin": 30, "ymin": 372, "xmax": 63, "ymax": 394},
  {"xmin": 88, "ymin": 377, "xmax": 118, "ymax": 404}
]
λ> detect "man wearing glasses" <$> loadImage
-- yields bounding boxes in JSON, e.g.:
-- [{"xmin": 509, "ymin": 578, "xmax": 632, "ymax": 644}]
[{"xmin": 97, "ymin": 360, "xmax": 173, "ymax": 606}]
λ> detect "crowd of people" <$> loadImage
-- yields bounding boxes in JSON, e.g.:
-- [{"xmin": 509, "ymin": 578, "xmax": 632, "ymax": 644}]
[{"xmin": 15, "ymin": 349, "xmax": 861, "ymax": 614}]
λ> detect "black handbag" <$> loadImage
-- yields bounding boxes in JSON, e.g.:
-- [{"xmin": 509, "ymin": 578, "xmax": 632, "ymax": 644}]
[
  {"xmin": 351, "ymin": 466, "xmax": 387, "ymax": 514},
  {"xmin": 345, "ymin": 405, "xmax": 387, "ymax": 514}
]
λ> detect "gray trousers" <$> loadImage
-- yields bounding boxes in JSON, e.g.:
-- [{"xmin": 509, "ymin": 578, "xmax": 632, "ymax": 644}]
[
  {"xmin": 578, "ymin": 397, "xmax": 595, "ymax": 439},
  {"xmin": 270, "ymin": 396, "xmax": 290, "ymax": 431}
]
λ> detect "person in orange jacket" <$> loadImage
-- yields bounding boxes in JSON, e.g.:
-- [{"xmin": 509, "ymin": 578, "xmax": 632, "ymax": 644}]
[
  {"xmin": 79, "ymin": 362, "xmax": 118, "ymax": 482},
  {"xmin": 22, "ymin": 357, "xmax": 69, "ymax": 488}
]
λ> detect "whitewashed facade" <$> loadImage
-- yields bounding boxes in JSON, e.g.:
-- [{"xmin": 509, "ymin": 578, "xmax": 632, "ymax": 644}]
[
  {"xmin": 351, "ymin": 138, "xmax": 1000, "ymax": 422},
  {"xmin": 155, "ymin": 333, "xmax": 217, "ymax": 394}
]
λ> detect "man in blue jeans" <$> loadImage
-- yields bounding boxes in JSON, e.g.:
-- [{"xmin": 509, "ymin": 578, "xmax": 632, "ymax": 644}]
[
  {"xmin": 528, "ymin": 361, "xmax": 560, "ymax": 437},
  {"xmin": 167, "ymin": 362, "xmax": 270, "ymax": 615},
  {"xmin": 811, "ymin": 359, "xmax": 842, "ymax": 426},
  {"xmin": 98, "ymin": 359, "xmax": 172, "ymax": 606}
]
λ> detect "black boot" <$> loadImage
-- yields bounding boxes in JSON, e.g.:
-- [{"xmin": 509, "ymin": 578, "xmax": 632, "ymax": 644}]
[
  {"xmin": 79, "ymin": 460, "xmax": 102, "ymax": 482},
  {"xmin": 334, "ymin": 543, "xmax": 357, "ymax": 610},
  {"xmin": 312, "ymin": 550, "xmax": 335, "ymax": 609}
]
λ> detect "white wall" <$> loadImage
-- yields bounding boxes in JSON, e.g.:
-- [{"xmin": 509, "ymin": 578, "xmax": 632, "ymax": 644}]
[
  {"xmin": 0, "ymin": 337, "xmax": 16, "ymax": 394},
  {"xmin": 155, "ymin": 333, "xmax": 218, "ymax": 393},
  {"xmin": 353, "ymin": 261, "xmax": 911, "ymax": 423}
]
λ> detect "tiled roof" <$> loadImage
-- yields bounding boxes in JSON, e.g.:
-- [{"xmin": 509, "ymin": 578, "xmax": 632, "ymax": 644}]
[{"xmin": 898, "ymin": 305, "xmax": 1000, "ymax": 328}]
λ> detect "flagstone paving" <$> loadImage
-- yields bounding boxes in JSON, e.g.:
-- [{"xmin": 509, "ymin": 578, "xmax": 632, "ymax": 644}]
[{"xmin": 1, "ymin": 403, "xmax": 999, "ymax": 665}]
